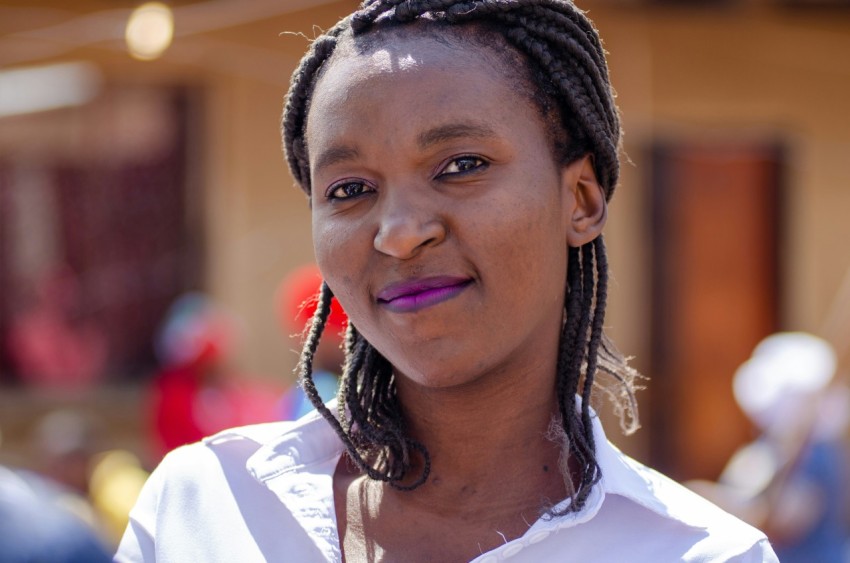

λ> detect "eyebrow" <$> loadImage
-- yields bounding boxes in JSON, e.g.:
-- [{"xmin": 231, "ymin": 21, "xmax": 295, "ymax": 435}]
[
  {"xmin": 313, "ymin": 145, "xmax": 361, "ymax": 176},
  {"xmin": 417, "ymin": 122, "xmax": 499, "ymax": 150}
]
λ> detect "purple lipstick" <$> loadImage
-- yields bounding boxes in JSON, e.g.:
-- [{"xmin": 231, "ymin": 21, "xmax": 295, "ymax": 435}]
[{"xmin": 377, "ymin": 276, "xmax": 472, "ymax": 313}]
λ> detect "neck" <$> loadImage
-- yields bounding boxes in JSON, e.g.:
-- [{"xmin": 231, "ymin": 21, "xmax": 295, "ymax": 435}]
[{"xmin": 388, "ymin": 354, "xmax": 570, "ymax": 518}]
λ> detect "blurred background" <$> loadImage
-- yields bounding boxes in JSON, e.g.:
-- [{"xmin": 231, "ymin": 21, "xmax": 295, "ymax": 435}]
[{"xmin": 1, "ymin": 0, "xmax": 849, "ymax": 556}]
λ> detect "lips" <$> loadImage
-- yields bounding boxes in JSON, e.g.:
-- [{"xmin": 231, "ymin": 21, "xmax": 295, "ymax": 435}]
[{"xmin": 377, "ymin": 276, "xmax": 473, "ymax": 313}]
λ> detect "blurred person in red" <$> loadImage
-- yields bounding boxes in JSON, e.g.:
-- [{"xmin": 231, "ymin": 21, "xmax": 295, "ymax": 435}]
[
  {"xmin": 148, "ymin": 293, "xmax": 282, "ymax": 460},
  {"xmin": 276, "ymin": 264, "xmax": 347, "ymax": 419}
]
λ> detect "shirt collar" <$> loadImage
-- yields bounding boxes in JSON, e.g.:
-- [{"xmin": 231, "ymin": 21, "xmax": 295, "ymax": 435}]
[
  {"xmin": 246, "ymin": 400, "xmax": 707, "ymax": 540},
  {"xmin": 247, "ymin": 407, "xmax": 343, "ymax": 482},
  {"xmin": 246, "ymin": 407, "xmax": 345, "ymax": 561},
  {"xmin": 592, "ymin": 409, "xmax": 711, "ymax": 529}
]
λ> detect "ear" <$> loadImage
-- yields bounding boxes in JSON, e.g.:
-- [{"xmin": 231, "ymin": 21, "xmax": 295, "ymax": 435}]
[{"xmin": 560, "ymin": 154, "xmax": 607, "ymax": 248}]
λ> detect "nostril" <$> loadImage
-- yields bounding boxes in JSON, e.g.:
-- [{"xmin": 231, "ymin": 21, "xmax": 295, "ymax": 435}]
[{"xmin": 373, "ymin": 217, "xmax": 446, "ymax": 259}]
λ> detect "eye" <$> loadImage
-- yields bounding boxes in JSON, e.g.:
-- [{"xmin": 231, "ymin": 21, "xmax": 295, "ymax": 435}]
[
  {"xmin": 439, "ymin": 155, "xmax": 488, "ymax": 177},
  {"xmin": 326, "ymin": 180, "xmax": 375, "ymax": 201}
]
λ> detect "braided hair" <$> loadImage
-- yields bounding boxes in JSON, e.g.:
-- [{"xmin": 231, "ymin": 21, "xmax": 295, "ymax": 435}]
[{"xmin": 282, "ymin": 0, "xmax": 640, "ymax": 514}]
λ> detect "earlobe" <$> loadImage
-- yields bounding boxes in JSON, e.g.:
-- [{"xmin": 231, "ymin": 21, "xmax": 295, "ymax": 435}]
[{"xmin": 561, "ymin": 154, "xmax": 607, "ymax": 248}]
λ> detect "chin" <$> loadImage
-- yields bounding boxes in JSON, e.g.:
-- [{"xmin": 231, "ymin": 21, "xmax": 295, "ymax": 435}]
[{"xmin": 390, "ymin": 355, "xmax": 490, "ymax": 392}]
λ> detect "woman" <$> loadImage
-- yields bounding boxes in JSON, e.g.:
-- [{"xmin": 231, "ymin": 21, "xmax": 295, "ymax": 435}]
[{"xmin": 117, "ymin": 1, "xmax": 778, "ymax": 561}]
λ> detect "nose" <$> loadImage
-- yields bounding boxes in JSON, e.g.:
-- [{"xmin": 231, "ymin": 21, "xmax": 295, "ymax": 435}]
[{"xmin": 373, "ymin": 190, "xmax": 446, "ymax": 260}]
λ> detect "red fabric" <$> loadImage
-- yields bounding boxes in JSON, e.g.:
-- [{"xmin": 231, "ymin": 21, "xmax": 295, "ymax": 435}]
[
  {"xmin": 149, "ymin": 364, "xmax": 283, "ymax": 460},
  {"xmin": 276, "ymin": 265, "xmax": 347, "ymax": 333}
]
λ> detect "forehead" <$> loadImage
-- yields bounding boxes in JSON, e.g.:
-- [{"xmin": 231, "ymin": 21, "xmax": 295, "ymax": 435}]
[
  {"xmin": 312, "ymin": 28, "xmax": 519, "ymax": 100},
  {"xmin": 305, "ymin": 31, "xmax": 538, "ymax": 151}
]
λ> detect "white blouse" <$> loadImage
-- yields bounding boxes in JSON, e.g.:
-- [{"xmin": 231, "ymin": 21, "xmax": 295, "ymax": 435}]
[{"xmin": 116, "ymin": 406, "xmax": 777, "ymax": 562}]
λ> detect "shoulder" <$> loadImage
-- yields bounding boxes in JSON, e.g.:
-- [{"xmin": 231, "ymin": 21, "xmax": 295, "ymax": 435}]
[
  {"xmin": 116, "ymin": 412, "xmax": 342, "ymax": 561},
  {"xmin": 121, "ymin": 420, "xmax": 301, "ymax": 531},
  {"xmin": 143, "ymin": 420, "xmax": 291, "ymax": 481},
  {"xmin": 596, "ymin": 438, "xmax": 778, "ymax": 561},
  {"xmin": 151, "ymin": 410, "xmax": 337, "ymax": 490}
]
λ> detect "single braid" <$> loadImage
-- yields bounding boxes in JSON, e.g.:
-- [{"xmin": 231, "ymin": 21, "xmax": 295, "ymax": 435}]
[
  {"xmin": 298, "ymin": 283, "xmax": 367, "ymax": 465},
  {"xmin": 554, "ymin": 246, "xmax": 584, "ymax": 506},
  {"xmin": 582, "ymin": 236, "xmax": 610, "ymax": 446},
  {"xmin": 284, "ymin": 0, "xmax": 635, "ymax": 513},
  {"xmin": 561, "ymin": 243, "xmax": 597, "ymax": 508},
  {"xmin": 351, "ymin": 0, "xmax": 403, "ymax": 32},
  {"xmin": 300, "ymin": 284, "xmax": 431, "ymax": 488},
  {"xmin": 557, "ymin": 245, "xmax": 583, "ymax": 425}
]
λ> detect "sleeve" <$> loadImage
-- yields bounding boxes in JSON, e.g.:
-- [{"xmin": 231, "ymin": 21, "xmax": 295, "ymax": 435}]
[{"xmin": 113, "ymin": 456, "xmax": 167, "ymax": 563}]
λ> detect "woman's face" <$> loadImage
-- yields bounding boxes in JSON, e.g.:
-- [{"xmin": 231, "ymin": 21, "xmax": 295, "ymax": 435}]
[{"xmin": 306, "ymin": 32, "xmax": 591, "ymax": 390}]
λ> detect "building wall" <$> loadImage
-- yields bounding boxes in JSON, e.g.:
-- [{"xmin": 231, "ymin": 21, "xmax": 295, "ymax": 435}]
[
  {"xmin": 599, "ymin": 5, "xmax": 850, "ymax": 347},
  {"xmin": 596, "ymin": 5, "xmax": 850, "ymax": 459}
]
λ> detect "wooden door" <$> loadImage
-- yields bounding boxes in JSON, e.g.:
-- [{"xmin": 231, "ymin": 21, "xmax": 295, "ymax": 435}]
[{"xmin": 650, "ymin": 143, "xmax": 782, "ymax": 480}]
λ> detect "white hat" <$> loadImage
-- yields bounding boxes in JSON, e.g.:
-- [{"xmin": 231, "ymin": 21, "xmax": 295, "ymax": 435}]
[{"xmin": 733, "ymin": 332, "xmax": 836, "ymax": 430}]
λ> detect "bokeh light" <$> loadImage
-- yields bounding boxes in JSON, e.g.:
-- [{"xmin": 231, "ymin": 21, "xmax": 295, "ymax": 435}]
[{"xmin": 125, "ymin": 2, "xmax": 174, "ymax": 61}]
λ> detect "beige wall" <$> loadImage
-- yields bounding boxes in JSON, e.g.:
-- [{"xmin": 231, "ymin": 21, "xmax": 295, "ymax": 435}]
[
  {"xmin": 597, "ymin": 6, "xmax": 850, "ymax": 351},
  {"xmin": 590, "ymin": 6, "xmax": 850, "ymax": 453}
]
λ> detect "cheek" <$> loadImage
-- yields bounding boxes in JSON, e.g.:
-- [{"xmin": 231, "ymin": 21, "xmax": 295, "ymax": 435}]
[
  {"xmin": 482, "ymin": 171, "xmax": 564, "ymax": 253},
  {"xmin": 312, "ymin": 216, "xmax": 371, "ymax": 318},
  {"xmin": 313, "ymin": 218, "xmax": 350, "ymax": 283},
  {"xmin": 477, "ymin": 176, "xmax": 567, "ymax": 297},
  {"xmin": 493, "ymin": 215, "xmax": 565, "ymax": 289}
]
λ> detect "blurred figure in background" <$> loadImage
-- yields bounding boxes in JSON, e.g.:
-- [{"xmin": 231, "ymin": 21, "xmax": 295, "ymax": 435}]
[
  {"xmin": 275, "ymin": 264, "xmax": 347, "ymax": 420},
  {"xmin": 688, "ymin": 332, "xmax": 850, "ymax": 562},
  {"xmin": 0, "ymin": 463, "xmax": 112, "ymax": 563},
  {"xmin": 148, "ymin": 292, "xmax": 282, "ymax": 461},
  {"xmin": 5, "ymin": 266, "xmax": 107, "ymax": 389},
  {"xmin": 28, "ymin": 410, "xmax": 149, "ymax": 549},
  {"xmin": 32, "ymin": 409, "xmax": 101, "ymax": 499},
  {"xmin": 0, "ymin": 415, "xmax": 112, "ymax": 562}
]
